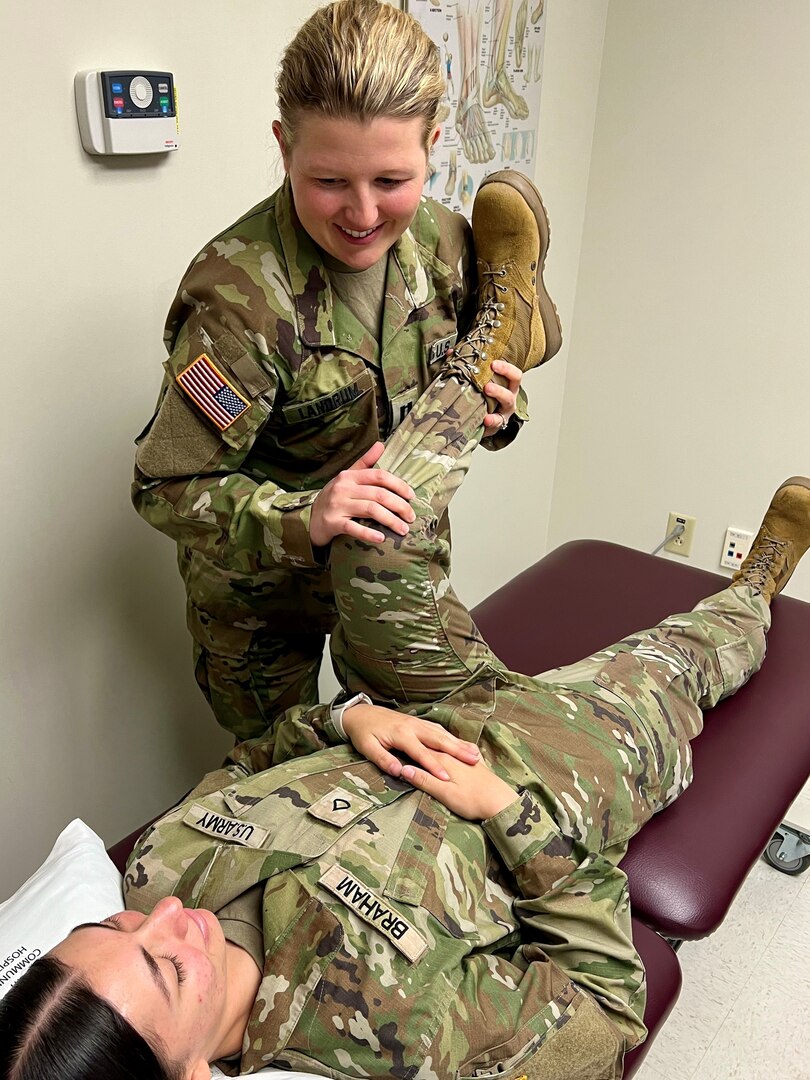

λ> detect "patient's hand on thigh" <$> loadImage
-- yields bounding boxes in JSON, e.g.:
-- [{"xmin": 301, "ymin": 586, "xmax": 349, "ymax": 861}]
[
  {"xmin": 343, "ymin": 703, "xmax": 480, "ymax": 781},
  {"xmin": 400, "ymin": 755, "xmax": 518, "ymax": 821}
]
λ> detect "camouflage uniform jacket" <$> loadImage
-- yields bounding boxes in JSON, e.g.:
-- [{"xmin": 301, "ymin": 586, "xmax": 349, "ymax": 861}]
[
  {"xmin": 125, "ymin": 708, "xmax": 646, "ymax": 1080},
  {"xmin": 131, "ymin": 182, "xmax": 525, "ymax": 651}
]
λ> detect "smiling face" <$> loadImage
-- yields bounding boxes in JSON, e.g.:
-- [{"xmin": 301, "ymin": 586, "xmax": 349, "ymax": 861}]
[
  {"xmin": 51, "ymin": 897, "xmax": 235, "ymax": 1078},
  {"xmin": 274, "ymin": 113, "xmax": 439, "ymax": 271}
]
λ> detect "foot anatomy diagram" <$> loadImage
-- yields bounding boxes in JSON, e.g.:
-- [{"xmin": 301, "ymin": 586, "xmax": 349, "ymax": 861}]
[{"xmin": 408, "ymin": 0, "xmax": 548, "ymax": 214}]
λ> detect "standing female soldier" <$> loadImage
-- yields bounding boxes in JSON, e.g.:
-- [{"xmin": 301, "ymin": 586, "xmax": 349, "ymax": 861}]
[{"xmin": 132, "ymin": 0, "xmax": 546, "ymax": 741}]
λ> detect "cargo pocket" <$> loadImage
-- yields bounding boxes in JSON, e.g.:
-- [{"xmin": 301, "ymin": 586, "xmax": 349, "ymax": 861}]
[
  {"xmin": 592, "ymin": 649, "xmax": 690, "ymax": 775},
  {"xmin": 194, "ymin": 652, "xmax": 268, "ymax": 739},
  {"xmin": 591, "ymin": 647, "xmax": 698, "ymax": 820},
  {"xmin": 717, "ymin": 634, "xmax": 760, "ymax": 697}
]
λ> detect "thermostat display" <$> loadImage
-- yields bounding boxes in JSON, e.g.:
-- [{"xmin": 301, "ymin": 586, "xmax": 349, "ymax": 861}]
[{"xmin": 75, "ymin": 69, "xmax": 180, "ymax": 155}]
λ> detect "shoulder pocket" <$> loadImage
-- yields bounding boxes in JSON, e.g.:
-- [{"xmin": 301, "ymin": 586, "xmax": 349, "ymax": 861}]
[{"xmin": 136, "ymin": 327, "xmax": 278, "ymax": 477}]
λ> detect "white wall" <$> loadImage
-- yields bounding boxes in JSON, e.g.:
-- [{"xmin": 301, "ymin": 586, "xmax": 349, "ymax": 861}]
[
  {"xmin": 1, "ymin": 1, "xmax": 607, "ymax": 895},
  {"xmin": 549, "ymin": 0, "xmax": 810, "ymax": 603}
]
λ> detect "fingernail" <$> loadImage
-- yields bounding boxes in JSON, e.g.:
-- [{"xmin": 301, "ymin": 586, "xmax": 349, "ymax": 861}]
[
  {"xmin": 401, "ymin": 765, "xmax": 414, "ymax": 780},
  {"xmin": 439, "ymin": 770, "xmax": 450, "ymax": 781}
]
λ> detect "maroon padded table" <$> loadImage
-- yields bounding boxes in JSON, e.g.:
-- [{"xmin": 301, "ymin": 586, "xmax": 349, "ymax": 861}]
[
  {"xmin": 623, "ymin": 920, "xmax": 681, "ymax": 1078},
  {"xmin": 471, "ymin": 539, "xmax": 810, "ymax": 940}
]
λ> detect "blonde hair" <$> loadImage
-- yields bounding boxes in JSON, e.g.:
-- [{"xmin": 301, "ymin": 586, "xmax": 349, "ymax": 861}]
[{"xmin": 276, "ymin": 0, "xmax": 445, "ymax": 152}]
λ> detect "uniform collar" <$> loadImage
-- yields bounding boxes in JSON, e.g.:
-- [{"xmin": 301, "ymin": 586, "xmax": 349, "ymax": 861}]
[
  {"xmin": 173, "ymin": 845, "xmax": 304, "ymax": 913},
  {"xmin": 276, "ymin": 179, "xmax": 445, "ymax": 361}
]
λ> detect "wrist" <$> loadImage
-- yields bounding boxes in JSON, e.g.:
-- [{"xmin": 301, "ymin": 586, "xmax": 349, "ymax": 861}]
[
  {"xmin": 481, "ymin": 781, "xmax": 521, "ymax": 822},
  {"xmin": 330, "ymin": 691, "xmax": 372, "ymax": 739},
  {"xmin": 309, "ymin": 500, "xmax": 328, "ymax": 549}
]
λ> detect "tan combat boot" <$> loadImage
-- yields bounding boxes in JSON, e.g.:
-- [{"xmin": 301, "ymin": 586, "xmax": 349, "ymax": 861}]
[
  {"xmin": 449, "ymin": 169, "xmax": 562, "ymax": 407},
  {"xmin": 731, "ymin": 477, "xmax": 810, "ymax": 601}
]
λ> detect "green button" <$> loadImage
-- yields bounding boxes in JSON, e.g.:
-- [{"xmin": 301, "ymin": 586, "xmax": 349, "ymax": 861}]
[{"xmin": 159, "ymin": 96, "xmax": 170, "ymax": 106}]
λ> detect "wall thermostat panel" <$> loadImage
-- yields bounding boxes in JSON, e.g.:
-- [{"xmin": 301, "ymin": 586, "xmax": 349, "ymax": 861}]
[{"xmin": 75, "ymin": 70, "xmax": 179, "ymax": 155}]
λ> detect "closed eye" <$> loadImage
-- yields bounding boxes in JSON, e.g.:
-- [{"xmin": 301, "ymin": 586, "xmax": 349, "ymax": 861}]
[
  {"xmin": 162, "ymin": 953, "xmax": 187, "ymax": 985},
  {"xmin": 69, "ymin": 916, "xmax": 174, "ymax": 1003}
]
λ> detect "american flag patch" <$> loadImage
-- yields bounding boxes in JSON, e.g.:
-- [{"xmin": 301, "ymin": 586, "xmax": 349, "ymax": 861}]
[{"xmin": 176, "ymin": 353, "xmax": 250, "ymax": 431}]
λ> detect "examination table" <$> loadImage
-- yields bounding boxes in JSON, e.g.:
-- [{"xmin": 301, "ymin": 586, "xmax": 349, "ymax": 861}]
[{"xmin": 109, "ymin": 540, "xmax": 810, "ymax": 1078}]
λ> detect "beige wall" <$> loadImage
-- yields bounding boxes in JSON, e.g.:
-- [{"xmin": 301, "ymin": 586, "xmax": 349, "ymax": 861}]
[
  {"xmin": 549, "ymin": 0, "xmax": 810, "ymax": 603},
  {"xmin": 450, "ymin": 0, "xmax": 609, "ymax": 606},
  {"xmin": 1, "ymin": 1, "xmax": 323, "ymax": 895},
  {"xmin": 1, "ymin": 1, "xmax": 607, "ymax": 895}
]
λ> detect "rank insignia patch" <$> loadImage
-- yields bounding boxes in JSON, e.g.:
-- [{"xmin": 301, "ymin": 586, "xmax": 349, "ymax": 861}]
[
  {"xmin": 176, "ymin": 353, "xmax": 249, "ymax": 430},
  {"xmin": 307, "ymin": 787, "xmax": 374, "ymax": 827}
]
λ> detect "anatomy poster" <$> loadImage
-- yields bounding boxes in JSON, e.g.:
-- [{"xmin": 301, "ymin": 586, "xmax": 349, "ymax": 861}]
[{"xmin": 406, "ymin": 0, "xmax": 547, "ymax": 217}]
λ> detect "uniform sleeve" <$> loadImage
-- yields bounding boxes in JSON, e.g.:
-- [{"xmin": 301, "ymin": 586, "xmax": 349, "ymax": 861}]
[
  {"xmin": 480, "ymin": 789, "xmax": 647, "ymax": 1054},
  {"xmin": 132, "ymin": 241, "xmax": 327, "ymax": 573},
  {"xmin": 133, "ymin": 442, "xmax": 323, "ymax": 572},
  {"xmin": 225, "ymin": 702, "xmax": 345, "ymax": 775}
]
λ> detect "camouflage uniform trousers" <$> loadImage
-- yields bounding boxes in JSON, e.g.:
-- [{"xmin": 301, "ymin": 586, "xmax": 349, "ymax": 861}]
[
  {"xmin": 181, "ymin": 550, "xmax": 337, "ymax": 743},
  {"xmin": 328, "ymin": 366, "xmax": 770, "ymax": 858}
]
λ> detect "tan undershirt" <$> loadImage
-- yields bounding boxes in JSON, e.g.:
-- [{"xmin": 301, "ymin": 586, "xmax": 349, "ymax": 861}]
[
  {"xmin": 323, "ymin": 251, "xmax": 388, "ymax": 343},
  {"xmin": 217, "ymin": 883, "xmax": 264, "ymax": 972},
  {"xmin": 215, "ymin": 886, "xmax": 265, "ymax": 1070}
]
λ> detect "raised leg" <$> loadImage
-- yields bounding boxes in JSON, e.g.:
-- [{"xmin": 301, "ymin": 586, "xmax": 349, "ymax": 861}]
[{"xmin": 329, "ymin": 371, "xmax": 502, "ymax": 704}]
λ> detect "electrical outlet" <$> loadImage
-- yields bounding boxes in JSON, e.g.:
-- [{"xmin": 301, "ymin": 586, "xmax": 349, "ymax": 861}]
[
  {"xmin": 664, "ymin": 512, "xmax": 696, "ymax": 557},
  {"xmin": 720, "ymin": 527, "xmax": 754, "ymax": 570}
]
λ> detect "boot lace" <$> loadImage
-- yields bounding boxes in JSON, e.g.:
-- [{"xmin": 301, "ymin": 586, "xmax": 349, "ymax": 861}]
[
  {"xmin": 740, "ymin": 536, "xmax": 788, "ymax": 593},
  {"xmin": 447, "ymin": 267, "xmax": 509, "ymax": 372}
]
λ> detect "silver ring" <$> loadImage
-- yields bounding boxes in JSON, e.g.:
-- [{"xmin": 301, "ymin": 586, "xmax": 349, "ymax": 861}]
[{"xmin": 498, "ymin": 412, "xmax": 511, "ymax": 431}]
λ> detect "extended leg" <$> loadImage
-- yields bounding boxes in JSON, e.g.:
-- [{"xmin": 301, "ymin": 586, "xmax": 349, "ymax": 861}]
[
  {"xmin": 476, "ymin": 478, "xmax": 810, "ymax": 853},
  {"xmin": 334, "ymin": 452, "xmax": 810, "ymax": 859}
]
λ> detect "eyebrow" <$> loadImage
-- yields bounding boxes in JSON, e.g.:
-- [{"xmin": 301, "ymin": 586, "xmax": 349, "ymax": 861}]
[{"xmin": 70, "ymin": 921, "xmax": 171, "ymax": 1004}]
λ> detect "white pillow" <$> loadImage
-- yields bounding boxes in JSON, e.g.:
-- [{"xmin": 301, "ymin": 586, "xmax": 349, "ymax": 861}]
[
  {"xmin": 0, "ymin": 818, "xmax": 123, "ymax": 1000},
  {"xmin": 0, "ymin": 819, "xmax": 318, "ymax": 1079}
]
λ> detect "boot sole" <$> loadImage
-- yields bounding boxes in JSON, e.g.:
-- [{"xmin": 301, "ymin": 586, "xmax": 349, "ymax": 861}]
[{"xmin": 478, "ymin": 168, "xmax": 563, "ymax": 363}]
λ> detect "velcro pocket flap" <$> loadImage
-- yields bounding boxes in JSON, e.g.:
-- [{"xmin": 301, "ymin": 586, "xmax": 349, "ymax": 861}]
[{"xmin": 280, "ymin": 367, "xmax": 373, "ymax": 425}]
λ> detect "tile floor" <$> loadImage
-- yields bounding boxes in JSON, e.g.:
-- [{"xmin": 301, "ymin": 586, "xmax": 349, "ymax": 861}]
[{"xmin": 633, "ymin": 779, "xmax": 810, "ymax": 1080}]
